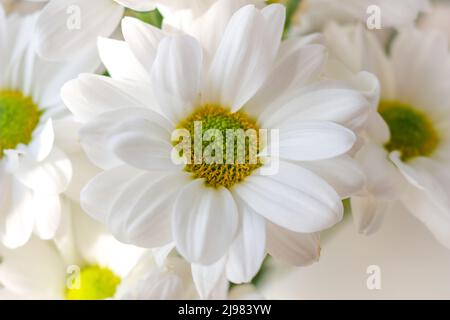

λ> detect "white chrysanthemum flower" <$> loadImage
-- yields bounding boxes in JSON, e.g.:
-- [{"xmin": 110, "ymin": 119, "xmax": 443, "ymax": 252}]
[
  {"xmin": 62, "ymin": 4, "xmax": 370, "ymax": 297},
  {"xmin": 32, "ymin": 0, "xmax": 157, "ymax": 60},
  {"xmin": 0, "ymin": 6, "xmax": 99, "ymax": 248},
  {"xmin": 324, "ymin": 23, "xmax": 450, "ymax": 247},
  {"xmin": 291, "ymin": 0, "xmax": 429, "ymax": 34},
  {"xmin": 159, "ymin": 0, "xmax": 265, "ymax": 32},
  {"xmin": 32, "ymin": 0, "xmax": 265, "ymax": 61},
  {"xmin": 0, "ymin": 200, "xmax": 197, "ymax": 300}
]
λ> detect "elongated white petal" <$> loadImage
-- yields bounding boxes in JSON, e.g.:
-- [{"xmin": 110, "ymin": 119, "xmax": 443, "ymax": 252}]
[
  {"xmin": 226, "ymin": 198, "xmax": 266, "ymax": 284},
  {"xmin": 151, "ymin": 35, "xmax": 203, "ymax": 123},
  {"xmin": 0, "ymin": 174, "xmax": 34, "ymax": 249},
  {"xmin": 235, "ymin": 160, "xmax": 343, "ymax": 233},
  {"xmin": 277, "ymin": 121, "xmax": 356, "ymax": 161},
  {"xmin": 205, "ymin": 4, "xmax": 284, "ymax": 111},
  {"xmin": 299, "ymin": 155, "xmax": 365, "ymax": 198},
  {"xmin": 259, "ymin": 82, "xmax": 370, "ymax": 131},
  {"xmin": 35, "ymin": 0, "xmax": 123, "ymax": 60},
  {"xmin": 114, "ymin": 0, "xmax": 156, "ymax": 11},
  {"xmin": 267, "ymin": 222, "xmax": 320, "ymax": 266},
  {"xmin": 173, "ymin": 179, "xmax": 239, "ymax": 264},
  {"xmin": 82, "ymin": 166, "xmax": 189, "ymax": 248},
  {"xmin": 61, "ymin": 74, "xmax": 156, "ymax": 123},
  {"xmin": 121, "ymin": 17, "xmax": 166, "ymax": 74},
  {"xmin": 192, "ymin": 256, "xmax": 227, "ymax": 299},
  {"xmin": 98, "ymin": 37, "xmax": 150, "ymax": 83},
  {"xmin": 15, "ymin": 148, "xmax": 72, "ymax": 195}
]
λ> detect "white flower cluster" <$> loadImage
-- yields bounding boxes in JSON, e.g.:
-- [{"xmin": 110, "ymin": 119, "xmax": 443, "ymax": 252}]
[{"xmin": 0, "ymin": 0, "xmax": 449, "ymax": 300}]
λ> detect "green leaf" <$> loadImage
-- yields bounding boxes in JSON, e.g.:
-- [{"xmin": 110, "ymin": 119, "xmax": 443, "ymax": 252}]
[{"xmin": 128, "ymin": 8, "xmax": 164, "ymax": 29}]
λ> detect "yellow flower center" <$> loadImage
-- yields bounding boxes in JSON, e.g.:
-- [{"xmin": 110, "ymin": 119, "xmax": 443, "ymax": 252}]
[
  {"xmin": 0, "ymin": 90, "xmax": 41, "ymax": 158},
  {"xmin": 379, "ymin": 100, "xmax": 440, "ymax": 161},
  {"xmin": 175, "ymin": 105, "xmax": 262, "ymax": 189},
  {"xmin": 65, "ymin": 265, "xmax": 121, "ymax": 300}
]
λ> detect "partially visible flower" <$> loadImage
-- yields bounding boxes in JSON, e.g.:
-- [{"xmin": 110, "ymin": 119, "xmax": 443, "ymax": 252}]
[
  {"xmin": 419, "ymin": 2, "xmax": 450, "ymax": 43},
  {"xmin": 0, "ymin": 201, "xmax": 196, "ymax": 300},
  {"xmin": 62, "ymin": 4, "xmax": 371, "ymax": 298},
  {"xmin": 324, "ymin": 23, "xmax": 450, "ymax": 248},
  {"xmin": 291, "ymin": 0, "xmax": 429, "ymax": 34},
  {"xmin": 33, "ymin": 0, "xmax": 157, "ymax": 60},
  {"xmin": 0, "ymin": 6, "xmax": 99, "ymax": 248},
  {"xmin": 33, "ymin": 0, "xmax": 266, "ymax": 61}
]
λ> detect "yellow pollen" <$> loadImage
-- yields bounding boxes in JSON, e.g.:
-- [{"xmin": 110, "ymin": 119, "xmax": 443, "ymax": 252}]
[
  {"xmin": 0, "ymin": 90, "xmax": 41, "ymax": 158},
  {"xmin": 175, "ymin": 105, "xmax": 262, "ymax": 189}
]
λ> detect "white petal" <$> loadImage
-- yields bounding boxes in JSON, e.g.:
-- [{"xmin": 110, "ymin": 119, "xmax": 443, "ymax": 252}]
[
  {"xmin": 150, "ymin": 35, "xmax": 203, "ymax": 123},
  {"xmin": 61, "ymin": 74, "xmax": 156, "ymax": 123},
  {"xmin": 192, "ymin": 256, "xmax": 227, "ymax": 299},
  {"xmin": 351, "ymin": 195, "xmax": 390, "ymax": 236},
  {"xmin": 259, "ymin": 81, "xmax": 370, "ymax": 131},
  {"xmin": 357, "ymin": 142, "xmax": 404, "ymax": 198},
  {"xmin": 226, "ymin": 198, "xmax": 266, "ymax": 284},
  {"xmin": 35, "ymin": 0, "xmax": 124, "ymax": 60},
  {"xmin": 401, "ymin": 184, "xmax": 450, "ymax": 249},
  {"xmin": 27, "ymin": 119, "xmax": 54, "ymax": 162},
  {"xmin": 98, "ymin": 37, "xmax": 150, "ymax": 83},
  {"xmin": 391, "ymin": 28, "xmax": 450, "ymax": 110},
  {"xmin": 15, "ymin": 147, "xmax": 72, "ymax": 195},
  {"xmin": 109, "ymin": 117, "xmax": 179, "ymax": 171},
  {"xmin": 299, "ymin": 155, "xmax": 365, "ymax": 198},
  {"xmin": 0, "ymin": 237, "xmax": 65, "ymax": 298},
  {"xmin": 79, "ymin": 107, "xmax": 172, "ymax": 170},
  {"xmin": 235, "ymin": 160, "xmax": 343, "ymax": 233},
  {"xmin": 114, "ymin": 0, "xmax": 156, "ymax": 11},
  {"xmin": 32, "ymin": 193, "xmax": 61, "ymax": 240},
  {"xmin": 173, "ymin": 179, "xmax": 239, "ymax": 264},
  {"xmin": 121, "ymin": 17, "xmax": 165, "ymax": 74},
  {"xmin": 276, "ymin": 121, "xmax": 356, "ymax": 161},
  {"xmin": 245, "ymin": 43, "xmax": 327, "ymax": 117},
  {"xmin": 0, "ymin": 174, "xmax": 34, "ymax": 249},
  {"xmin": 267, "ymin": 222, "xmax": 320, "ymax": 266},
  {"xmin": 205, "ymin": 4, "xmax": 284, "ymax": 111},
  {"xmin": 81, "ymin": 166, "xmax": 187, "ymax": 248}
]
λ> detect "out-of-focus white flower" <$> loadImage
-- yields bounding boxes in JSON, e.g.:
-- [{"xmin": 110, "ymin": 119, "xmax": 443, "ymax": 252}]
[
  {"xmin": 32, "ymin": 0, "xmax": 157, "ymax": 60},
  {"xmin": 324, "ymin": 23, "xmax": 450, "ymax": 248},
  {"xmin": 419, "ymin": 2, "xmax": 450, "ymax": 43},
  {"xmin": 0, "ymin": 201, "xmax": 197, "ymax": 300},
  {"xmin": 0, "ymin": 6, "xmax": 99, "ymax": 249},
  {"xmin": 61, "ymin": 4, "xmax": 371, "ymax": 298},
  {"xmin": 292, "ymin": 0, "xmax": 429, "ymax": 34},
  {"xmin": 0, "ymin": 0, "xmax": 44, "ymax": 14},
  {"xmin": 259, "ymin": 205, "xmax": 450, "ymax": 299},
  {"xmin": 32, "ymin": 0, "xmax": 266, "ymax": 61}
]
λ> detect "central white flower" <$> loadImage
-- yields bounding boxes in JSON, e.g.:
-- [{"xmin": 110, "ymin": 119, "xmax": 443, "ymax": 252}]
[{"xmin": 62, "ymin": 4, "xmax": 370, "ymax": 298}]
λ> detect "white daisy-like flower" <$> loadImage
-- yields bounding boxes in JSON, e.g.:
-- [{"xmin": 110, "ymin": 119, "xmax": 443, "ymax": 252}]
[
  {"xmin": 0, "ymin": 6, "xmax": 99, "ymax": 248},
  {"xmin": 324, "ymin": 23, "xmax": 450, "ymax": 247},
  {"xmin": 32, "ymin": 0, "xmax": 264, "ymax": 61},
  {"xmin": 291, "ymin": 0, "xmax": 429, "ymax": 34},
  {"xmin": 32, "ymin": 0, "xmax": 159, "ymax": 61},
  {"xmin": 0, "ymin": 201, "xmax": 196, "ymax": 300},
  {"xmin": 62, "ymin": 4, "xmax": 370, "ymax": 297}
]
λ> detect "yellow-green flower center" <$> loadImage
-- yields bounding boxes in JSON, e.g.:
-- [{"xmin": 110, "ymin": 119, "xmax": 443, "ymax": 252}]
[
  {"xmin": 0, "ymin": 90, "xmax": 41, "ymax": 159},
  {"xmin": 379, "ymin": 100, "xmax": 440, "ymax": 161},
  {"xmin": 175, "ymin": 105, "xmax": 262, "ymax": 189},
  {"xmin": 65, "ymin": 265, "xmax": 121, "ymax": 300}
]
